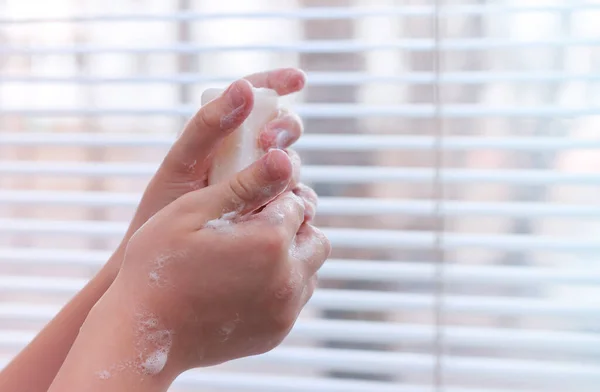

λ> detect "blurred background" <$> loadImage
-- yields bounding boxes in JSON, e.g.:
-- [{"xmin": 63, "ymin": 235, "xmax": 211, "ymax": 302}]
[{"xmin": 1, "ymin": 0, "xmax": 600, "ymax": 391}]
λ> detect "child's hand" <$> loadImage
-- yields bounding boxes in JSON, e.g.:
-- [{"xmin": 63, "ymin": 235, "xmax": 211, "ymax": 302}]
[
  {"xmin": 107, "ymin": 68, "xmax": 307, "ymax": 275},
  {"xmin": 106, "ymin": 149, "xmax": 330, "ymax": 374}
]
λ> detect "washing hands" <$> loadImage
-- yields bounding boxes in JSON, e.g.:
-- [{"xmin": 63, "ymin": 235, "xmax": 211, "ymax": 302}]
[{"xmin": 0, "ymin": 68, "xmax": 330, "ymax": 392}]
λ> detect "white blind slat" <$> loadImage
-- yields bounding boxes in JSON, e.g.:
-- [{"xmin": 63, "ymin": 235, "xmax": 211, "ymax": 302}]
[
  {"xmin": 2, "ymin": 133, "xmax": 600, "ymax": 151},
  {"xmin": 2, "ymin": 72, "xmax": 600, "ymax": 85},
  {"xmin": 3, "ymin": 162, "xmax": 600, "ymax": 186},
  {"xmin": 0, "ymin": 284, "xmax": 598, "ymax": 319},
  {"xmin": 2, "ymin": 105, "xmax": 599, "ymax": 118},
  {"xmin": 2, "ymin": 39, "xmax": 600, "ymax": 56},
  {"xmin": 3, "ymin": 219, "xmax": 600, "ymax": 252},
  {"xmin": 2, "ymin": 319, "xmax": 600, "ymax": 355},
  {"xmin": 3, "ymin": 4, "xmax": 600, "ymax": 24},
  {"xmin": 1, "ymin": 249, "xmax": 598, "ymax": 285},
  {"xmin": 0, "ymin": 334, "xmax": 598, "ymax": 384},
  {"xmin": 3, "ymin": 191, "xmax": 600, "ymax": 219}
]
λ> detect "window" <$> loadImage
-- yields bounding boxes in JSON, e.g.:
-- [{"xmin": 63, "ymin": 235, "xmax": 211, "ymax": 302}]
[{"xmin": 1, "ymin": 1, "xmax": 600, "ymax": 391}]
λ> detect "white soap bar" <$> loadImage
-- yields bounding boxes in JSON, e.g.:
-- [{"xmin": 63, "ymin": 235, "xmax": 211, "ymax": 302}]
[{"xmin": 201, "ymin": 87, "xmax": 280, "ymax": 185}]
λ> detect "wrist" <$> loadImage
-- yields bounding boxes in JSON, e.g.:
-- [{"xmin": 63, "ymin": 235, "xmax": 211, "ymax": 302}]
[
  {"xmin": 96, "ymin": 284, "xmax": 187, "ymax": 379},
  {"xmin": 48, "ymin": 284, "xmax": 183, "ymax": 392}
]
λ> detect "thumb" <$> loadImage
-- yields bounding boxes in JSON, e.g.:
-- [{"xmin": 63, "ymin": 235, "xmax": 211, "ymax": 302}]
[
  {"xmin": 162, "ymin": 78, "xmax": 254, "ymax": 176},
  {"xmin": 205, "ymin": 149, "xmax": 293, "ymax": 217}
]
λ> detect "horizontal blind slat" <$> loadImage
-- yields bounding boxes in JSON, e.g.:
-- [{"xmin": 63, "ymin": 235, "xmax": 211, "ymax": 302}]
[
  {"xmin": 3, "ymin": 320, "xmax": 599, "ymax": 353},
  {"xmin": 3, "ymin": 72, "xmax": 599, "ymax": 85},
  {"xmin": 0, "ymin": 289, "xmax": 597, "ymax": 318},
  {"xmin": 3, "ymin": 190, "xmax": 600, "ymax": 218},
  {"xmin": 2, "ymin": 133, "xmax": 600, "ymax": 151},
  {"xmin": 2, "ymin": 105, "xmax": 599, "ymax": 118},
  {"xmin": 3, "ymin": 4, "xmax": 600, "ymax": 24},
  {"xmin": 1, "ymin": 250, "xmax": 598, "ymax": 284},
  {"xmin": 3, "ymin": 163, "xmax": 600, "ymax": 185},
  {"xmin": 2, "ymin": 39, "xmax": 599, "ymax": 56},
  {"xmin": 254, "ymin": 348, "xmax": 600, "ymax": 383},
  {"xmin": 2, "ymin": 219, "xmax": 600, "ymax": 251},
  {"xmin": 0, "ymin": 333, "xmax": 598, "ymax": 382}
]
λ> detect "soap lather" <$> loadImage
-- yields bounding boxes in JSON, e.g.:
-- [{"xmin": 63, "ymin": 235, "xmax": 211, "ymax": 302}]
[{"xmin": 201, "ymin": 87, "xmax": 280, "ymax": 185}]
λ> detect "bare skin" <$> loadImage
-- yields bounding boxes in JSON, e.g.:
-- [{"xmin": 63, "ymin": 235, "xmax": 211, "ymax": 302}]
[
  {"xmin": 47, "ymin": 149, "xmax": 330, "ymax": 392},
  {"xmin": 0, "ymin": 68, "xmax": 316, "ymax": 392}
]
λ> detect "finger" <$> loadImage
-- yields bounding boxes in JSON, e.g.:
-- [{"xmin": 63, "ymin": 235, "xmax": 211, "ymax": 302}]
[
  {"xmin": 259, "ymin": 110, "xmax": 303, "ymax": 150},
  {"xmin": 164, "ymin": 79, "xmax": 254, "ymax": 176},
  {"xmin": 255, "ymin": 191, "xmax": 305, "ymax": 239},
  {"xmin": 244, "ymin": 68, "xmax": 306, "ymax": 96},
  {"xmin": 292, "ymin": 183, "xmax": 318, "ymax": 222},
  {"xmin": 202, "ymin": 149, "xmax": 293, "ymax": 218},
  {"xmin": 292, "ymin": 224, "xmax": 331, "ymax": 277},
  {"xmin": 286, "ymin": 149, "xmax": 301, "ymax": 191}
]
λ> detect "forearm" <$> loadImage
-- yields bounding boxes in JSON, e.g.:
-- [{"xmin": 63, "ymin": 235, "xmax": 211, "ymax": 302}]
[
  {"xmin": 47, "ymin": 283, "xmax": 180, "ymax": 392},
  {"xmin": 0, "ymin": 251, "xmax": 121, "ymax": 392}
]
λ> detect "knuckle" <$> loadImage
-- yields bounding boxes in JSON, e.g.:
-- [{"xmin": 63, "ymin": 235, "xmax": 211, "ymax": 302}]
[
  {"xmin": 304, "ymin": 187, "xmax": 318, "ymax": 205},
  {"xmin": 268, "ymin": 307, "xmax": 297, "ymax": 336},
  {"xmin": 271, "ymin": 271, "xmax": 301, "ymax": 303},
  {"xmin": 228, "ymin": 175, "xmax": 254, "ymax": 204},
  {"xmin": 261, "ymin": 226, "xmax": 289, "ymax": 256},
  {"xmin": 314, "ymin": 227, "xmax": 332, "ymax": 258},
  {"xmin": 193, "ymin": 105, "xmax": 219, "ymax": 131},
  {"xmin": 287, "ymin": 192, "xmax": 305, "ymax": 213}
]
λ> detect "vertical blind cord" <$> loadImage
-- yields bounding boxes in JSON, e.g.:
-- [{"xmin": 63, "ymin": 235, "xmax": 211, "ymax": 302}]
[{"xmin": 432, "ymin": 0, "xmax": 445, "ymax": 391}]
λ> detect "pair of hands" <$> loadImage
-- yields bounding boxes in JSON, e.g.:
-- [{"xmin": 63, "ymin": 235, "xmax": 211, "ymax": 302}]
[{"xmin": 95, "ymin": 68, "xmax": 330, "ymax": 377}]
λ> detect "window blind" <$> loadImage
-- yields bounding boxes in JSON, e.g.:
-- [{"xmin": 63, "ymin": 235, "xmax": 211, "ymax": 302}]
[{"xmin": 1, "ymin": 1, "xmax": 600, "ymax": 391}]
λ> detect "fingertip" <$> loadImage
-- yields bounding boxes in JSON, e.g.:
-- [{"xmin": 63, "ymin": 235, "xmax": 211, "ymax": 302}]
[
  {"xmin": 231, "ymin": 78, "xmax": 254, "ymax": 99},
  {"xmin": 260, "ymin": 112, "xmax": 303, "ymax": 150},
  {"xmin": 286, "ymin": 69, "xmax": 306, "ymax": 92},
  {"xmin": 220, "ymin": 79, "xmax": 254, "ymax": 130},
  {"xmin": 262, "ymin": 148, "xmax": 293, "ymax": 183}
]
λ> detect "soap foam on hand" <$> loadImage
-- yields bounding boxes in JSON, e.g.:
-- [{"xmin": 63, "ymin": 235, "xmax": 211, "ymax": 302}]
[{"xmin": 201, "ymin": 87, "xmax": 280, "ymax": 185}]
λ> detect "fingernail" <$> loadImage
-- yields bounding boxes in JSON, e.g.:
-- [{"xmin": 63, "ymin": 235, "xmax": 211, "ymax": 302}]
[
  {"xmin": 224, "ymin": 81, "xmax": 246, "ymax": 111},
  {"xmin": 275, "ymin": 130, "xmax": 292, "ymax": 149}
]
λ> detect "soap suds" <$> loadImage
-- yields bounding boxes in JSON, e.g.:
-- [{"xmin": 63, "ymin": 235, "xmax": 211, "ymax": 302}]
[
  {"xmin": 148, "ymin": 271, "xmax": 160, "ymax": 284},
  {"xmin": 291, "ymin": 234, "xmax": 323, "ymax": 260},
  {"xmin": 217, "ymin": 313, "xmax": 241, "ymax": 342},
  {"xmin": 141, "ymin": 348, "xmax": 170, "ymax": 375},
  {"xmin": 147, "ymin": 251, "xmax": 186, "ymax": 287},
  {"xmin": 275, "ymin": 130, "xmax": 291, "ymax": 149},
  {"xmin": 186, "ymin": 159, "xmax": 197, "ymax": 173},
  {"xmin": 264, "ymin": 204, "xmax": 285, "ymax": 225},
  {"xmin": 96, "ymin": 370, "xmax": 111, "ymax": 380},
  {"xmin": 135, "ymin": 312, "xmax": 173, "ymax": 376},
  {"xmin": 204, "ymin": 210, "xmax": 239, "ymax": 232}
]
